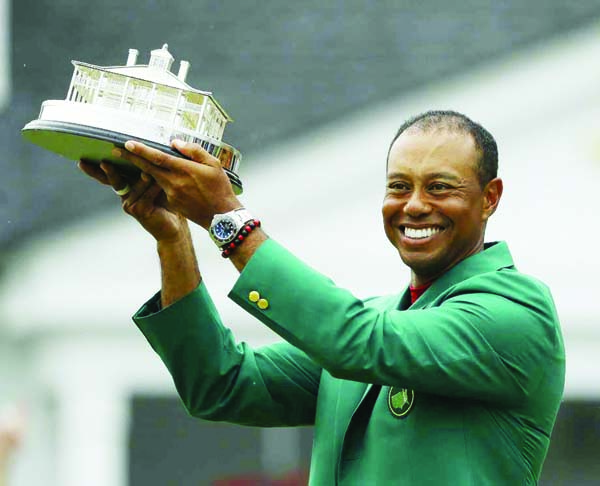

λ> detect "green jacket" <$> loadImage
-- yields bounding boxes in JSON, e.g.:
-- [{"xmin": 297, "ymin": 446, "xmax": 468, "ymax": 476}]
[{"xmin": 134, "ymin": 240, "xmax": 565, "ymax": 485}]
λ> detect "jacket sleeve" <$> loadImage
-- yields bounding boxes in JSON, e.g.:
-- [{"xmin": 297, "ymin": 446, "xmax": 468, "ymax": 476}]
[
  {"xmin": 133, "ymin": 282, "xmax": 322, "ymax": 426},
  {"xmin": 229, "ymin": 240, "xmax": 563, "ymax": 406}
]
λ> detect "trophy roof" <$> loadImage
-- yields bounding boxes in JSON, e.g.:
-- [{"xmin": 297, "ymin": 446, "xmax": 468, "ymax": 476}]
[
  {"xmin": 71, "ymin": 61, "xmax": 232, "ymax": 121},
  {"xmin": 71, "ymin": 61, "xmax": 211, "ymax": 94}
]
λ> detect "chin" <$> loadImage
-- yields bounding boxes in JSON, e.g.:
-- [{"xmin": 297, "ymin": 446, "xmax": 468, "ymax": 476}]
[{"xmin": 399, "ymin": 251, "xmax": 445, "ymax": 277}]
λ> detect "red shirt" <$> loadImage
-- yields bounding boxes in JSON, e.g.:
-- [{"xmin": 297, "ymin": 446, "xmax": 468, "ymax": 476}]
[{"xmin": 409, "ymin": 282, "xmax": 432, "ymax": 304}]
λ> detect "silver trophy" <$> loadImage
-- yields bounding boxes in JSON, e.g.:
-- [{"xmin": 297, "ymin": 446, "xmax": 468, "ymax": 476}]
[{"xmin": 22, "ymin": 44, "xmax": 243, "ymax": 194}]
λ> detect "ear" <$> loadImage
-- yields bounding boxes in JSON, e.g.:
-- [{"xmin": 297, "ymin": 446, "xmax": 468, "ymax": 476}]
[{"xmin": 482, "ymin": 177, "xmax": 503, "ymax": 221}]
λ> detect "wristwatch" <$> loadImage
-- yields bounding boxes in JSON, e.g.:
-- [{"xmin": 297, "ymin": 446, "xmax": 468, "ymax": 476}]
[{"xmin": 209, "ymin": 208, "xmax": 254, "ymax": 247}]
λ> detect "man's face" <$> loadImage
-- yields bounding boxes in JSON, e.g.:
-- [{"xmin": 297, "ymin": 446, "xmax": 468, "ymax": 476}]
[{"xmin": 382, "ymin": 128, "xmax": 502, "ymax": 285}]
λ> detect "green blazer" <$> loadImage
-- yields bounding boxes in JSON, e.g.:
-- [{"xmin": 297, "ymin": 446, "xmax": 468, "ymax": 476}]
[{"xmin": 134, "ymin": 240, "xmax": 565, "ymax": 485}]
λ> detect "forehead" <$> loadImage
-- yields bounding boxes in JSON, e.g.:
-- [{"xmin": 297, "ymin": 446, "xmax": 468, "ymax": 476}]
[{"xmin": 387, "ymin": 128, "xmax": 479, "ymax": 179}]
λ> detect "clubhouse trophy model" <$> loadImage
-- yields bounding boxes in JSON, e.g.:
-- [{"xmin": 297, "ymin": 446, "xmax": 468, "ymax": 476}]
[{"xmin": 22, "ymin": 44, "xmax": 243, "ymax": 194}]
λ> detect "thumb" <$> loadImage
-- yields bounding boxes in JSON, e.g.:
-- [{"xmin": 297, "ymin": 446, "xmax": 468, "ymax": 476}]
[{"xmin": 171, "ymin": 139, "xmax": 220, "ymax": 168}]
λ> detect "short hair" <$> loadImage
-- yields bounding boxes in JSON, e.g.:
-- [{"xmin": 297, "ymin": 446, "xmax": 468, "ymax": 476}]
[{"xmin": 388, "ymin": 110, "xmax": 498, "ymax": 188}]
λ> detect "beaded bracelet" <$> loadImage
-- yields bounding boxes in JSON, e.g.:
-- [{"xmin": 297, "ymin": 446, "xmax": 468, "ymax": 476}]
[{"xmin": 221, "ymin": 219, "xmax": 261, "ymax": 258}]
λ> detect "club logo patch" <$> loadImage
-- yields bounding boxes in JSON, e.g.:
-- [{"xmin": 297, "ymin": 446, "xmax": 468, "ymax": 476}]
[{"xmin": 388, "ymin": 387, "xmax": 415, "ymax": 418}]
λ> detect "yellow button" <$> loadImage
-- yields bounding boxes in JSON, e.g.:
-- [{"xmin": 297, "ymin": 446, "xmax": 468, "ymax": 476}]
[
  {"xmin": 248, "ymin": 291, "xmax": 260, "ymax": 303},
  {"xmin": 257, "ymin": 298, "xmax": 269, "ymax": 310}
]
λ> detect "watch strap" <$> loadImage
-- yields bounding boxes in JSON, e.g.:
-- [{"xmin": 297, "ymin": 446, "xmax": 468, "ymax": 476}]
[{"xmin": 232, "ymin": 208, "xmax": 254, "ymax": 225}]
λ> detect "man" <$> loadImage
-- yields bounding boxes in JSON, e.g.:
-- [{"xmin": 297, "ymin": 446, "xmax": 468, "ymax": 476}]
[{"xmin": 80, "ymin": 110, "xmax": 565, "ymax": 484}]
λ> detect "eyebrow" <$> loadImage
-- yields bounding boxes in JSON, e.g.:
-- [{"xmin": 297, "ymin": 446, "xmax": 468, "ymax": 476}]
[{"xmin": 386, "ymin": 171, "xmax": 462, "ymax": 182}]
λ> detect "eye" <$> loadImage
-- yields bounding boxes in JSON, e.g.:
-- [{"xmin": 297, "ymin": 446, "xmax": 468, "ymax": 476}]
[
  {"xmin": 387, "ymin": 181, "xmax": 410, "ymax": 191},
  {"xmin": 429, "ymin": 182, "xmax": 451, "ymax": 191}
]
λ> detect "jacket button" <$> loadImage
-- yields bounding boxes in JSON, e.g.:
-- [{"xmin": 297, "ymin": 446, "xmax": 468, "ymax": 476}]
[
  {"xmin": 257, "ymin": 298, "xmax": 269, "ymax": 310},
  {"xmin": 248, "ymin": 291, "xmax": 260, "ymax": 303}
]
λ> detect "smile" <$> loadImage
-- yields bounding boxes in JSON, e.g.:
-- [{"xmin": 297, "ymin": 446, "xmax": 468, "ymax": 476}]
[{"xmin": 401, "ymin": 226, "xmax": 443, "ymax": 240}]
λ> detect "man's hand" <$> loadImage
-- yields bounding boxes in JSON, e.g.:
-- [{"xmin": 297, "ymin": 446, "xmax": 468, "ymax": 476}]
[
  {"xmin": 114, "ymin": 140, "xmax": 241, "ymax": 229},
  {"xmin": 78, "ymin": 159, "xmax": 188, "ymax": 243}
]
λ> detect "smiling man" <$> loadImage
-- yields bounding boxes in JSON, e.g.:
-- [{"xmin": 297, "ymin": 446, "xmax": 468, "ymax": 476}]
[
  {"xmin": 383, "ymin": 113, "xmax": 503, "ymax": 289},
  {"xmin": 80, "ymin": 110, "xmax": 565, "ymax": 484}
]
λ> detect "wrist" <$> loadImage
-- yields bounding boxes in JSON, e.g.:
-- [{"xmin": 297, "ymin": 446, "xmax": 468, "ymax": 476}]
[
  {"xmin": 195, "ymin": 198, "xmax": 242, "ymax": 230},
  {"xmin": 156, "ymin": 233, "xmax": 192, "ymax": 253},
  {"xmin": 156, "ymin": 217, "xmax": 192, "ymax": 246},
  {"xmin": 228, "ymin": 228, "xmax": 268, "ymax": 272}
]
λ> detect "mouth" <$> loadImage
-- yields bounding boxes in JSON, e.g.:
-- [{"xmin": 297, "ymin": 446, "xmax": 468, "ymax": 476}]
[{"xmin": 399, "ymin": 225, "xmax": 445, "ymax": 241}]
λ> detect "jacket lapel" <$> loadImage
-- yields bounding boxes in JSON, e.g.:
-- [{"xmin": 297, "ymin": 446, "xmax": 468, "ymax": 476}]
[{"xmin": 355, "ymin": 288, "xmax": 412, "ymax": 403}]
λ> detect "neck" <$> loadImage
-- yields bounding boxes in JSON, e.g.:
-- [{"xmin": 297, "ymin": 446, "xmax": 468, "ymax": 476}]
[
  {"xmin": 410, "ymin": 274, "xmax": 434, "ymax": 288},
  {"xmin": 410, "ymin": 238, "xmax": 486, "ymax": 287}
]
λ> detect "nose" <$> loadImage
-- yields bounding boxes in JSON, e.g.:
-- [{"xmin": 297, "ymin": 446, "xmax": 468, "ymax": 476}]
[{"xmin": 404, "ymin": 189, "xmax": 432, "ymax": 217}]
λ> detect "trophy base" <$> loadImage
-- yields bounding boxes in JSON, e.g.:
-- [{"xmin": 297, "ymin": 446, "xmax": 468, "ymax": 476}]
[{"xmin": 22, "ymin": 119, "xmax": 243, "ymax": 195}]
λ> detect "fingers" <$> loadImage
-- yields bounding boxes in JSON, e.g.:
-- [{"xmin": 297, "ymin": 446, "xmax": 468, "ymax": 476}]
[
  {"xmin": 78, "ymin": 159, "xmax": 110, "ymax": 185},
  {"xmin": 104, "ymin": 164, "xmax": 163, "ymax": 219},
  {"xmin": 100, "ymin": 160, "xmax": 157, "ymax": 206},
  {"xmin": 122, "ymin": 182, "xmax": 163, "ymax": 217},
  {"xmin": 100, "ymin": 161, "xmax": 129, "ymax": 194},
  {"xmin": 171, "ymin": 139, "xmax": 221, "ymax": 168},
  {"xmin": 120, "ymin": 141, "xmax": 186, "ymax": 174},
  {"xmin": 121, "ymin": 173, "xmax": 155, "ymax": 208}
]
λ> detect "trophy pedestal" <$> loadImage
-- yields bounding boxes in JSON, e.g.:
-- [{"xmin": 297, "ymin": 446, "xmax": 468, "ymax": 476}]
[{"xmin": 22, "ymin": 119, "xmax": 243, "ymax": 194}]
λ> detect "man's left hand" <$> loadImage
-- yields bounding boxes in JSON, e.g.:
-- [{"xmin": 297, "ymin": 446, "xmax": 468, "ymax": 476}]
[{"xmin": 116, "ymin": 140, "xmax": 241, "ymax": 229}]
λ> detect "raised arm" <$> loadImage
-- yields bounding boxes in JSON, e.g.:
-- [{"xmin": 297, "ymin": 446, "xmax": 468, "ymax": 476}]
[{"xmin": 78, "ymin": 158, "xmax": 321, "ymax": 426}]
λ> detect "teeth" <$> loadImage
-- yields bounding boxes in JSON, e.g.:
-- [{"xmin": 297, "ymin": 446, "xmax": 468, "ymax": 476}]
[{"xmin": 404, "ymin": 227, "xmax": 441, "ymax": 239}]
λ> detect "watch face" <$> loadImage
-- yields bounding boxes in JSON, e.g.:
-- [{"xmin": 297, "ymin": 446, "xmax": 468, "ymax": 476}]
[{"xmin": 212, "ymin": 219, "xmax": 237, "ymax": 242}]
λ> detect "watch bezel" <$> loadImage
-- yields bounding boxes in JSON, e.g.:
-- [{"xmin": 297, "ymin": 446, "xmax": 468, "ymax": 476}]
[
  {"xmin": 209, "ymin": 215, "xmax": 238, "ymax": 244},
  {"xmin": 209, "ymin": 208, "xmax": 254, "ymax": 247}
]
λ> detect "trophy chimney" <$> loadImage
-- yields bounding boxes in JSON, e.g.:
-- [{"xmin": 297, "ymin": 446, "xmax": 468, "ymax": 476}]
[
  {"xmin": 126, "ymin": 49, "xmax": 139, "ymax": 66},
  {"xmin": 177, "ymin": 61, "xmax": 190, "ymax": 82}
]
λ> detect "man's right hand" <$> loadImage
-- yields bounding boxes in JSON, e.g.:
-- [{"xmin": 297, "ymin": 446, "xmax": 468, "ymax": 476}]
[{"xmin": 78, "ymin": 159, "xmax": 188, "ymax": 243}]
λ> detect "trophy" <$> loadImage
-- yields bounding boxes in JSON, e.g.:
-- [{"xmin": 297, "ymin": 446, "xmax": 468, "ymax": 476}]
[{"xmin": 22, "ymin": 44, "xmax": 243, "ymax": 194}]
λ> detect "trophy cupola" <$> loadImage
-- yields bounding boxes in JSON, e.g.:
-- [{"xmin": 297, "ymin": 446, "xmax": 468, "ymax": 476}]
[{"xmin": 149, "ymin": 43, "xmax": 174, "ymax": 71}]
